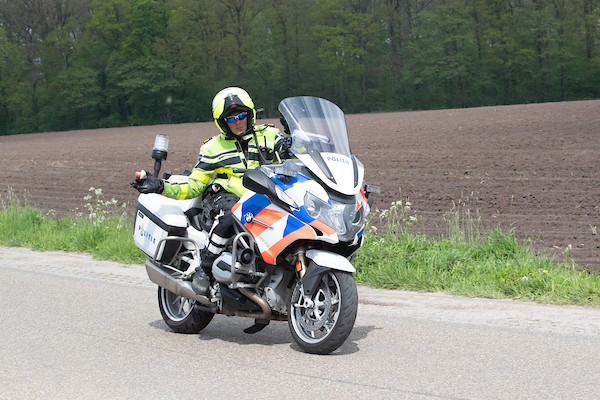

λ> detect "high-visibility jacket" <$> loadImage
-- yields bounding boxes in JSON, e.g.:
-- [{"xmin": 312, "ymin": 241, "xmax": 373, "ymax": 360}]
[{"xmin": 162, "ymin": 124, "xmax": 288, "ymax": 200}]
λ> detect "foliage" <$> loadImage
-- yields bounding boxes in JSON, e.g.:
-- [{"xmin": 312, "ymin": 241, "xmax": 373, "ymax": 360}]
[
  {"xmin": 0, "ymin": 0, "xmax": 599, "ymax": 134},
  {"xmin": 0, "ymin": 189, "xmax": 144, "ymax": 264}
]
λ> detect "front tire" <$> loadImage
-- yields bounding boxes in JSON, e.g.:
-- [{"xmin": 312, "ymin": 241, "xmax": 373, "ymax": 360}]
[
  {"xmin": 288, "ymin": 270, "xmax": 358, "ymax": 354},
  {"xmin": 158, "ymin": 287, "xmax": 214, "ymax": 334}
]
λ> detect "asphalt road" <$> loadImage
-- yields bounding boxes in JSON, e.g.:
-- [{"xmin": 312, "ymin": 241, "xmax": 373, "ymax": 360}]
[{"xmin": 1, "ymin": 247, "xmax": 599, "ymax": 400}]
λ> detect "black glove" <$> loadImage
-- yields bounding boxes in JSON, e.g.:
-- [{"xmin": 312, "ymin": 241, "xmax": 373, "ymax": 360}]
[
  {"xmin": 131, "ymin": 171, "xmax": 164, "ymax": 194},
  {"xmin": 279, "ymin": 136, "xmax": 294, "ymax": 159},
  {"xmin": 279, "ymin": 115, "xmax": 290, "ymax": 135}
]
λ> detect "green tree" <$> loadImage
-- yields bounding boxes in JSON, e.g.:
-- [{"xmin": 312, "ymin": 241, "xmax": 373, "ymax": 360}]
[
  {"xmin": 0, "ymin": 28, "xmax": 31, "ymax": 134},
  {"xmin": 158, "ymin": 0, "xmax": 236, "ymax": 122},
  {"xmin": 313, "ymin": 0, "xmax": 386, "ymax": 110},
  {"xmin": 50, "ymin": 66, "xmax": 104, "ymax": 130},
  {"xmin": 0, "ymin": 0, "xmax": 93, "ymax": 133},
  {"xmin": 1, "ymin": 0, "xmax": 600, "ymax": 134},
  {"xmin": 408, "ymin": 0, "xmax": 480, "ymax": 108},
  {"xmin": 267, "ymin": 0, "xmax": 320, "ymax": 96}
]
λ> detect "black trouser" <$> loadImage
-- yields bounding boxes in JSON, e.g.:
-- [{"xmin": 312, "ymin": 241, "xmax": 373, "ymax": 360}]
[{"xmin": 199, "ymin": 191, "xmax": 239, "ymax": 275}]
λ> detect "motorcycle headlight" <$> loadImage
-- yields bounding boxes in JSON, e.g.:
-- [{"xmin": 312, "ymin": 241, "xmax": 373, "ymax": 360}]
[
  {"xmin": 304, "ymin": 192, "xmax": 332, "ymax": 220},
  {"xmin": 304, "ymin": 192, "xmax": 364, "ymax": 241}
]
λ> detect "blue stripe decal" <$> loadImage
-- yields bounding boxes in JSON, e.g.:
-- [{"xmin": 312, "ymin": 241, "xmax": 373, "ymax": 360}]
[
  {"xmin": 272, "ymin": 172, "xmax": 310, "ymax": 191},
  {"xmin": 292, "ymin": 205, "xmax": 315, "ymax": 225},
  {"xmin": 241, "ymin": 193, "xmax": 271, "ymax": 219},
  {"xmin": 283, "ymin": 214, "xmax": 306, "ymax": 237}
]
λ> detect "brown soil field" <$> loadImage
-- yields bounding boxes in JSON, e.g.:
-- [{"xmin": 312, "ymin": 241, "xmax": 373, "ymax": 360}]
[{"xmin": 1, "ymin": 100, "xmax": 599, "ymax": 271}]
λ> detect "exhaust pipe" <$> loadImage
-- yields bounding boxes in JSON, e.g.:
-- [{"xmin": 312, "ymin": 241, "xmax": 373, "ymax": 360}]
[
  {"xmin": 239, "ymin": 287, "xmax": 272, "ymax": 320},
  {"xmin": 145, "ymin": 260, "xmax": 212, "ymax": 306}
]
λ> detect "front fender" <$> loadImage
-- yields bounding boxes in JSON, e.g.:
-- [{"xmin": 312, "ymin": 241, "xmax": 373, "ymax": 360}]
[
  {"xmin": 306, "ymin": 250, "xmax": 355, "ymax": 273},
  {"xmin": 301, "ymin": 250, "xmax": 355, "ymax": 297}
]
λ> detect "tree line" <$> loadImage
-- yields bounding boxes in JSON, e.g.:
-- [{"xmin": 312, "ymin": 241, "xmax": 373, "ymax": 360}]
[{"xmin": 1, "ymin": 0, "xmax": 598, "ymax": 135}]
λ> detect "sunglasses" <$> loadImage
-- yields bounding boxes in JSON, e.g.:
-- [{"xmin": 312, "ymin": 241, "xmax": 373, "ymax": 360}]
[{"xmin": 224, "ymin": 111, "xmax": 248, "ymax": 123}]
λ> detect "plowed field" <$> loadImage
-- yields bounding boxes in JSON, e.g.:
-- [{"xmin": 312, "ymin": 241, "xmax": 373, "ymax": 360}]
[{"xmin": 1, "ymin": 100, "xmax": 599, "ymax": 270}]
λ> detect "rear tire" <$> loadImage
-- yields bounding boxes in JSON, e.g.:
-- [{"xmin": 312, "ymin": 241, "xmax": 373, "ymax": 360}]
[
  {"xmin": 158, "ymin": 287, "xmax": 214, "ymax": 334},
  {"xmin": 288, "ymin": 270, "xmax": 358, "ymax": 354}
]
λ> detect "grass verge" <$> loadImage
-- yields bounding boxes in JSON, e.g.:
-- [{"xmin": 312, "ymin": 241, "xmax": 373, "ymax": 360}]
[
  {"xmin": 0, "ymin": 192, "xmax": 598, "ymax": 307},
  {"xmin": 355, "ymin": 200, "xmax": 600, "ymax": 307},
  {"xmin": 0, "ymin": 189, "xmax": 144, "ymax": 264}
]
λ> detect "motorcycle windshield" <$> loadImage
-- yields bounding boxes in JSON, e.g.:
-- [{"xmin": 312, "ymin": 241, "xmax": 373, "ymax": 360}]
[{"xmin": 279, "ymin": 96, "xmax": 360, "ymax": 195}]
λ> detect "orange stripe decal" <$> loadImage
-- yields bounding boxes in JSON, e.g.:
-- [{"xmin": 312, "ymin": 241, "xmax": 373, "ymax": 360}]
[
  {"xmin": 309, "ymin": 219, "xmax": 337, "ymax": 236},
  {"xmin": 255, "ymin": 208, "xmax": 287, "ymax": 225},
  {"xmin": 260, "ymin": 225, "xmax": 317, "ymax": 265}
]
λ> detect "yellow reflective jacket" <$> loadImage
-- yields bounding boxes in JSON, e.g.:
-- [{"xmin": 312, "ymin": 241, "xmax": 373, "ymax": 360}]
[{"xmin": 162, "ymin": 124, "xmax": 288, "ymax": 200}]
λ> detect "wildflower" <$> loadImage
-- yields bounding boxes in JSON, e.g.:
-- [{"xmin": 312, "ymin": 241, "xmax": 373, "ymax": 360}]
[{"xmin": 521, "ymin": 276, "xmax": 529, "ymax": 282}]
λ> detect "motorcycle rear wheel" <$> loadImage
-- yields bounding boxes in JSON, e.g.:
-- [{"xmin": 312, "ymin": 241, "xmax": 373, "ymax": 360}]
[
  {"xmin": 158, "ymin": 287, "xmax": 214, "ymax": 334},
  {"xmin": 288, "ymin": 270, "xmax": 358, "ymax": 354}
]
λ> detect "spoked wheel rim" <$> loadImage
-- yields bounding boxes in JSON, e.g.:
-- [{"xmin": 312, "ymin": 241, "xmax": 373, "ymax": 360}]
[
  {"xmin": 290, "ymin": 272, "xmax": 342, "ymax": 345},
  {"xmin": 159, "ymin": 288, "xmax": 196, "ymax": 322}
]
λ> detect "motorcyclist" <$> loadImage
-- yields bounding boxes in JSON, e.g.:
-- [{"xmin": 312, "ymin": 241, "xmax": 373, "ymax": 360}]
[{"xmin": 132, "ymin": 87, "xmax": 292, "ymax": 294}]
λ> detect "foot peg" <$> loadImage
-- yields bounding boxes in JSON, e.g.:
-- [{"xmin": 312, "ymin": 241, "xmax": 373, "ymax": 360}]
[{"xmin": 243, "ymin": 319, "xmax": 270, "ymax": 334}]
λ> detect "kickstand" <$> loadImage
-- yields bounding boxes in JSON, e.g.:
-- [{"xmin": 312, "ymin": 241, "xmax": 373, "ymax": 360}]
[{"xmin": 243, "ymin": 319, "xmax": 270, "ymax": 334}]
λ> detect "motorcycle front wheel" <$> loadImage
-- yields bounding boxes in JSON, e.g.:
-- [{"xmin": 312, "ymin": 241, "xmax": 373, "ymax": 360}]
[
  {"xmin": 288, "ymin": 270, "xmax": 358, "ymax": 355},
  {"xmin": 158, "ymin": 287, "xmax": 214, "ymax": 334}
]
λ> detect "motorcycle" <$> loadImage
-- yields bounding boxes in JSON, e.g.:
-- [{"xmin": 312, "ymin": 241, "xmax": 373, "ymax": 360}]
[{"xmin": 133, "ymin": 96, "xmax": 379, "ymax": 354}]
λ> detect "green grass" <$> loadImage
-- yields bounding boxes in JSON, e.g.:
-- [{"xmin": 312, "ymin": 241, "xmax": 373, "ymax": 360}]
[
  {"xmin": 0, "ymin": 190, "xmax": 144, "ymax": 264},
  {"xmin": 0, "ymin": 191, "xmax": 598, "ymax": 307},
  {"xmin": 354, "ymin": 199, "xmax": 600, "ymax": 307},
  {"xmin": 354, "ymin": 229, "xmax": 600, "ymax": 306}
]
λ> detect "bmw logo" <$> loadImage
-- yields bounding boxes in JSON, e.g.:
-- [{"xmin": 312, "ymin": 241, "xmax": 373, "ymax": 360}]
[{"xmin": 244, "ymin": 212, "xmax": 254, "ymax": 224}]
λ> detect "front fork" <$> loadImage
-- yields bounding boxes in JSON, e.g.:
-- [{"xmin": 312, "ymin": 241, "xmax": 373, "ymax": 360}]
[
  {"xmin": 292, "ymin": 249, "xmax": 331, "ymax": 307},
  {"xmin": 292, "ymin": 249, "xmax": 314, "ymax": 308},
  {"xmin": 294, "ymin": 250, "xmax": 307, "ymax": 279}
]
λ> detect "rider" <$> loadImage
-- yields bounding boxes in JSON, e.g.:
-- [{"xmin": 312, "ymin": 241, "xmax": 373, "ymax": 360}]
[{"xmin": 132, "ymin": 87, "xmax": 292, "ymax": 294}]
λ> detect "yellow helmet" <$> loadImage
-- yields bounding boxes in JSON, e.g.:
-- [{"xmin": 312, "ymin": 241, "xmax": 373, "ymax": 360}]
[{"xmin": 211, "ymin": 87, "xmax": 256, "ymax": 138}]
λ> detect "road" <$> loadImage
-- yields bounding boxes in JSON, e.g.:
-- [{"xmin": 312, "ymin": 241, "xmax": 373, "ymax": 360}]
[{"xmin": 1, "ymin": 247, "xmax": 599, "ymax": 400}]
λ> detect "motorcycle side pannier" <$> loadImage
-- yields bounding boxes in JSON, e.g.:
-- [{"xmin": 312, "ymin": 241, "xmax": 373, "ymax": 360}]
[{"xmin": 134, "ymin": 199, "xmax": 187, "ymax": 264}]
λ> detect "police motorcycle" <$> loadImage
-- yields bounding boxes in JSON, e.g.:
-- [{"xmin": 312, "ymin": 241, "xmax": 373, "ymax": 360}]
[{"xmin": 133, "ymin": 96, "xmax": 379, "ymax": 354}]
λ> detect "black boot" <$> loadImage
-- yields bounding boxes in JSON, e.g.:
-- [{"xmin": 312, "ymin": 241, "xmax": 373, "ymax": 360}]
[
  {"xmin": 191, "ymin": 267, "xmax": 210, "ymax": 295},
  {"xmin": 191, "ymin": 251, "xmax": 217, "ymax": 295}
]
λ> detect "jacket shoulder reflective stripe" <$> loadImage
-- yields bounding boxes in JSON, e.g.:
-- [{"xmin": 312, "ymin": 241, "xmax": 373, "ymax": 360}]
[{"xmin": 195, "ymin": 155, "xmax": 244, "ymax": 171}]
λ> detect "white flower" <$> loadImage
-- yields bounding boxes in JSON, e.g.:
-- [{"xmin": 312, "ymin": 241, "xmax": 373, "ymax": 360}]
[{"xmin": 521, "ymin": 276, "xmax": 529, "ymax": 282}]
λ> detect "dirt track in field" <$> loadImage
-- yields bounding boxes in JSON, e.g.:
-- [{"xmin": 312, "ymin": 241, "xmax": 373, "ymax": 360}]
[{"xmin": 1, "ymin": 100, "xmax": 599, "ymax": 270}]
